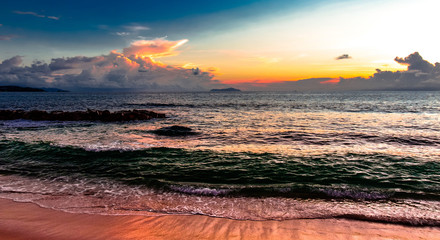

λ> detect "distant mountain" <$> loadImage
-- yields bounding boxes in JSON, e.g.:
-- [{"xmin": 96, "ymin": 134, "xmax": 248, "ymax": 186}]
[
  {"xmin": 40, "ymin": 87, "xmax": 69, "ymax": 92},
  {"xmin": 210, "ymin": 87, "xmax": 241, "ymax": 92},
  {"xmin": 0, "ymin": 86, "xmax": 45, "ymax": 92},
  {"xmin": 0, "ymin": 86, "xmax": 68, "ymax": 92}
]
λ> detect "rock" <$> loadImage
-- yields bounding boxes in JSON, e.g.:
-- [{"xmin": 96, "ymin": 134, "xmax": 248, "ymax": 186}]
[
  {"xmin": 0, "ymin": 109, "xmax": 165, "ymax": 122},
  {"xmin": 151, "ymin": 125, "xmax": 199, "ymax": 136}
]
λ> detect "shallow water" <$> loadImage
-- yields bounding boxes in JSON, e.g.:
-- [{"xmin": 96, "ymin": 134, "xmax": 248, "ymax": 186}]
[{"xmin": 1, "ymin": 91, "xmax": 439, "ymax": 225}]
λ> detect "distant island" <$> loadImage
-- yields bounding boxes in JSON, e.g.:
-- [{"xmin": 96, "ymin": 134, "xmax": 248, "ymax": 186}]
[
  {"xmin": 0, "ymin": 86, "xmax": 68, "ymax": 92},
  {"xmin": 210, "ymin": 88, "xmax": 241, "ymax": 92}
]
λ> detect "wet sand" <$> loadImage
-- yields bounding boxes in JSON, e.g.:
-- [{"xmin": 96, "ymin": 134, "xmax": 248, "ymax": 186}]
[{"xmin": 1, "ymin": 198, "xmax": 439, "ymax": 240}]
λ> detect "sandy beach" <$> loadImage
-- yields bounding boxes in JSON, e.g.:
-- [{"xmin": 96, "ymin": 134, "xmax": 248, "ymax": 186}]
[{"xmin": 0, "ymin": 198, "xmax": 439, "ymax": 240}]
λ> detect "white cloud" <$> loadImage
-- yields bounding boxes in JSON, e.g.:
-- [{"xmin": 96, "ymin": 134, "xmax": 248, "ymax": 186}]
[
  {"xmin": 116, "ymin": 32, "xmax": 130, "ymax": 36},
  {"xmin": 13, "ymin": 11, "xmax": 59, "ymax": 20},
  {"xmin": 114, "ymin": 24, "xmax": 150, "ymax": 39},
  {"xmin": 124, "ymin": 25, "xmax": 150, "ymax": 32}
]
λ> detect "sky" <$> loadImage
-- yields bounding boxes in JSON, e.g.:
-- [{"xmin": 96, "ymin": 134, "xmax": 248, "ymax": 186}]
[{"xmin": 0, "ymin": 0, "xmax": 440, "ymax": 91}]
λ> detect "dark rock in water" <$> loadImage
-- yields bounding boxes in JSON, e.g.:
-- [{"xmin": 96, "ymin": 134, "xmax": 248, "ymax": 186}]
[
  {"xmin": 0, "ymin": 109, "xmax": 165, "ymax": 122},
  {"xmin": 151, "ymin": 125, "xmax": 199, "ymax": 136},
  {"xmin": 210, "ymin": 88, "xmax": 241, "ymax": 92}
]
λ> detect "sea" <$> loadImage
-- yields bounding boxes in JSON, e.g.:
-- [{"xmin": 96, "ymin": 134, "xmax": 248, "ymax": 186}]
[{"xmin": 0, "ymin": 91, "xmax": 439, "ymax": 226}]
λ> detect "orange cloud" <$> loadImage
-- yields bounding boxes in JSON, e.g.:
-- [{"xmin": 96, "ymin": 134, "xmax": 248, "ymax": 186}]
[
  {"xmin": 122, "ymin": 38, "xmax": 188, "ymax": 59},
  {"xmin": 206, "ymin": 67, "xmax": 220, "ymax": 74},
  {"xmin": 320, "ymin": 78, "xmax": 340, "ymax": 84}
]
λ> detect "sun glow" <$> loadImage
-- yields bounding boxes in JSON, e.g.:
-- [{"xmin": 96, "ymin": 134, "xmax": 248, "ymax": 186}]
[
  {"xmin": 123, "ymin": 38, "xmax": 189, "ymax": 59},
  {"xmin": 174, "ymin": 0, "xmax": 439, "ymax": 85}
]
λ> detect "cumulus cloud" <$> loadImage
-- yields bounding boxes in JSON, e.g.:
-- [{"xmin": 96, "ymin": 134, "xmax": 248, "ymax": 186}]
[
  {"xmin": 394, "ymin": 52, "xmax": 435, "ymax": 73},
  {"xmin": 0, "ymin": 56, "xmax": 22, "ymax": 72},
  {"xmin": 232, "ymin": 52, "xmax": 440, "ymax": 91},
  {"xmin": 335, "ymin": 54, "xmax": 352, "ymax": 60},
  {"xmin": 336, "ymin": 52, "xmax": 440, "ymax": 90},
  {"xmin": 13, "ymin": 11, "xmax": 59, "ymax": 20},
  {"xmin": 0, "ymin": 39, "xmax": 221, "ymax": 91}
]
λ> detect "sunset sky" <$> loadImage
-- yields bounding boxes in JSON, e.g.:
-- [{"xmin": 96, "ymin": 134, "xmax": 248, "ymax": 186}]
[{"xmin": 1, "ymin": 0, "xmax": 439, "ymax": 91}]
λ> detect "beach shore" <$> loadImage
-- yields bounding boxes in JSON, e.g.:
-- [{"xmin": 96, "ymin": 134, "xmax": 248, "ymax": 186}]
[{"xmin": 1, "ymin": 198, "xmax": 439, "ymax": 240}]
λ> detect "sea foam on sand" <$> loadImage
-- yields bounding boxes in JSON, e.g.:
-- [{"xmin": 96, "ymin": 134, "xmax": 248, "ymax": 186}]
[{"xmin": 0, "ymin": 198, "xmax": 439, "ymax": 240}]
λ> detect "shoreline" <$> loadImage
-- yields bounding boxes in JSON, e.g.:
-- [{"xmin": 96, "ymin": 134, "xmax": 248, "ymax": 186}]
[{"xmin": 1, "ymin": 198, "xmax": 440, "ymax": 240}]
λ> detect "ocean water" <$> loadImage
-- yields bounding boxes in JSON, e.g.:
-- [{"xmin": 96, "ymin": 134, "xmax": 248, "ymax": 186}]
[{"xmin": 0, "ymin": 91, "xmax": 440, "ymax": 226}]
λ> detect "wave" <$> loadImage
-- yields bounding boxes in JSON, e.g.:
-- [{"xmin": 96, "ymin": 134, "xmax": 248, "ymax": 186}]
[
  {"xmin": 119, "ymin": 102, "xmax": 275, "ymax": 110},
  {"xmin": 278, "ymin": 131, "xmax": 440, "ymax": 146},
  {"xmin": 1, "ymin": 140, "xmax": 440, "ymax": 226},
  {"xmin": 3, "ymin": 91, "xmax": 440, "ymax": 114},
  {"xmin": 120, "ymin": 103, "xmax": 195, "ymax": 108},
  {"xmin": 0, "ymin": 120, "xmax": 98, "ymax": 132},
  {"xmin": 1, "ymin": 174, "xmax": 439, "ymax": 226},
  {"xmin": 1, "ymin": 140, "xmax": 439, "ymax": 201},
  {"xmin": 116, "ymin": 95, "xmax": 440, "ymax": 114}
]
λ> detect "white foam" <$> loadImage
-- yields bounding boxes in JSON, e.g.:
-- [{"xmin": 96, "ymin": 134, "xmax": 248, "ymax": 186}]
[
  {"xmin": 1, "ymin": 174, "xmax": 439, "ymax": 225},
  {"xmin": 169, "ymin": 185, "xmax": 232, "ymax": 196}
]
